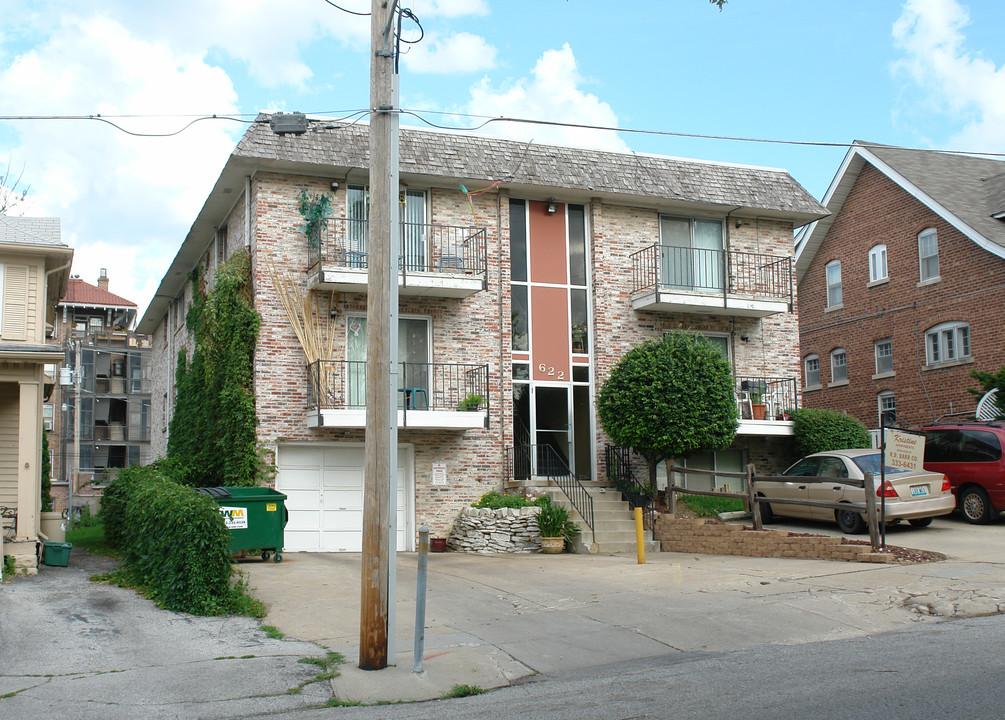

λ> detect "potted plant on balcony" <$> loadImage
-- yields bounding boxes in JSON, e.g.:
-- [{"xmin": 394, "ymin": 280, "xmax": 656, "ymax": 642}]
[
  {"xmin": 458, "ymin": 393, "xmax": 485, "ymax": 411},
  {"xmin": 746, "ymin": 381, "xmax": 768, "ymax": 420},
  {"xmin": 535, "ymin": 499, "xmax": 580, "ymax": 553}
]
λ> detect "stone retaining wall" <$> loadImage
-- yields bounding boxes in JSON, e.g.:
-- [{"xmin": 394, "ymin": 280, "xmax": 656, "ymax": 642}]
[
  {"xmin": 654, "ymin": 516, "xmax": 892, "ymax": 563},
  {"xmin": 447, "ymin": 506, "xmax": 541, "ymax": 554}
]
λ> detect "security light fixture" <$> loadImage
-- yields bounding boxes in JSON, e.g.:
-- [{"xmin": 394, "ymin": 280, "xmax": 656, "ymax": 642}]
[{"xmin": 546, "ymin": 201, "xmax": 557, "ymax": 214}]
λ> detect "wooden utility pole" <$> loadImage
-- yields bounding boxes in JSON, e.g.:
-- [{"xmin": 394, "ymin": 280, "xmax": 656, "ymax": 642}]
[{"xmin": 360, "ymin": 0, "xmax": 400, "ymax": 671}]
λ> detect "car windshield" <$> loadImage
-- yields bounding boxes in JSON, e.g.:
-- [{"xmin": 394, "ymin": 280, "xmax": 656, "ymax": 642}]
[{"xmin": 851, "ymin": 454, "xmax": 911, "ymax": 475}]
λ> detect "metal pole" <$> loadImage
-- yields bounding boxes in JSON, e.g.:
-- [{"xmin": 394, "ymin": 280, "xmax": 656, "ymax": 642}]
[
  {"xmin": 634, "ymin": 508, "xmax": 645, "ymax": 564},
  {"xmin": 880, "ymin": 414, "xmax": 887, "ymax": 549},
  {"xmin": 413, "ymin": 526, "xmax": 429, "ymax": 673}
]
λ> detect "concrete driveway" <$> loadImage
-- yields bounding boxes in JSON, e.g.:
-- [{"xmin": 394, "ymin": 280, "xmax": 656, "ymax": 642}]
[{"xmin": 243, "ymin": 512, "xmax": 1005, "ymax": 703}]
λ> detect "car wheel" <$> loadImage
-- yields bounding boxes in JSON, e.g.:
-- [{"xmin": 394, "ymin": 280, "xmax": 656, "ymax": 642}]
[
  {"xmin": 908, "ymin": 517, "xmax": 933, "ymax": 528},
  {"xmin": 835, "ymin": 506, "xmax": 866, "ymax": 534},
  {"xmin": 960, "ymin": 487, "xmax": 994, "ymax": 524},
  {"xmin": 758, "ymin": 496, "xmax": 774, "ymax": 524}
]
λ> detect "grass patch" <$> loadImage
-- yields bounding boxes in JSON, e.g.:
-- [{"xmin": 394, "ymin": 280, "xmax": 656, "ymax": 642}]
[
  {"xmin": 289, "ymin": 652, "xmax": 347, "ymax": 696},
  {"xmin": 324, "ymin": 698, "xmax": 362, "ymax": 707},
  {"xmin": 444, "ymin": 684, "xmax": 485, "ymax": 698},
  {"xmin": 66, "ymin": 522, "xmax": 118, "ymax": 557},
  {"xmin": 677, "ymin": 494, "xmax": 745, "ymax": 518},
  {"xmin": 261, "ymin": 625, "xmax": 284, "ymax": 639}
]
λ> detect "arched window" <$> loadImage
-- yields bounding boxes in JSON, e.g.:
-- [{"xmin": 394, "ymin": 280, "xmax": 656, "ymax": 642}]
[
  {"xmin": 830, "ymin": 348, "xmax": 847, "ymax": 383},
  {"xmin": 868, "ymin": 244, "xmax": 887, "ymax": 283},
  {"xmin": 918, "ymin": 228, "xmax": 939, "ymax": 282},
  {"xmin": 878, "ymin": 391, "xmax": 896, "ymax": 426},
  {"xmin": 804, "ymin": 354, "xmax": 820, "ymax": 388}
]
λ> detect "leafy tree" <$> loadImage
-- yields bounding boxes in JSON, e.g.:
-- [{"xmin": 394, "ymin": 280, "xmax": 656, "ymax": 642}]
[
  {"xmin": 168, "ymin": 251, "xmax": 266, "ymax": 486},
  {"xmin": 597, "ymin": 332, "xmax": 738, "ymax": 495},
  {"xmin": 40, "ymin": 427, "xmax": 53, "ymax": 512},
  {"xmin": 792, "ymin": 408, "xmax": 870, "ymax": 456},
  {"xmin": 969, "ymin": 365, "xmax": 1005, "ymax": 418}
]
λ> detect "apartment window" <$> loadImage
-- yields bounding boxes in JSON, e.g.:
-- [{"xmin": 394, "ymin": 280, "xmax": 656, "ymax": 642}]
[
  {"xmin": 926, "ymin": 322, "xmax": 970, "ymax": 365},
  {"xmin": 875, "ymin": 339, "xmax": 893, "ymax": 374},
  {"xmin": 878, "ymin": 391, "xmax": 897, "ymax": 426},
  {"xmin": 216, "ymin": 226, "xmax": 228, "ymax": 265},
  {"xmin": 918, "ymin": 228, "xmax": 939, "ymax": 281},
  {"xmin": 88, "ymin": 316, "xmax": 103, "ymax": 331},
  {"xmin": 804, "ymin": 354, "xmax": 820, "ymax": 388},
  {"xmin": 868, "ymin": 244, "xmax": 887, "ymax": 283},
  {"xmin": 830, "ymin": 349, "xmax": 847, "ymax": 383},
  {"xmin": 825, "ymin": 260, "xmax": 842, "ymax": 307}
]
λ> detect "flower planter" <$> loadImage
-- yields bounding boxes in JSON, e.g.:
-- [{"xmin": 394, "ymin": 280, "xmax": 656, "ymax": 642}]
[{"xmin": 540, "ymin": 537, "xmax": 565, "ymax": 554}]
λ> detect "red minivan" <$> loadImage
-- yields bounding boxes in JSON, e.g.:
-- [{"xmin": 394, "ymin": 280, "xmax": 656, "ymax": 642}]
[{"xmin": 922, "ymin": 422, "xmax": 1005, "ymax": 524}]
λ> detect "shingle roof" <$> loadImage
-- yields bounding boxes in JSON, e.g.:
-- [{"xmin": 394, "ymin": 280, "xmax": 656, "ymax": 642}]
[
  {"xmin": 61, "ymin": 278, "xmax": 136, "ymax": 308},
  {"xmin": 863, "ymin": 143, "xmax": 1005, "ymax": 250},
  {"xmin": 0, "ymin": 216, "xmax": 65, "ymax": 247},
  {"xmin": 235, "ymin": 115, "xmax": 826, "ymax": 219},
  {"xmin": 795, "ymin": 142, "xmax": 1005, "ymax": 280}
]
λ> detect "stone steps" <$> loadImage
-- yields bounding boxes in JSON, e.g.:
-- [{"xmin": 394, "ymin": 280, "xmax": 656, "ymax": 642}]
[{"xmin": 537, "ymin": 486, "xmax": 660, "ymax": 555}]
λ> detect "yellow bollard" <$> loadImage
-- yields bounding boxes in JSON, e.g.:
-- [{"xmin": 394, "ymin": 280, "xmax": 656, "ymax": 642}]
[{"xmin": 635, "ymin": 507, "xmax": 645, "ymax": 564}]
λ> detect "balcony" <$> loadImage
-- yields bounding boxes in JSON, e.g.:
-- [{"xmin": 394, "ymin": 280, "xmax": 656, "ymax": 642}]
[
  {"xmin": 735, "ymin": 376, "xmax": 798, "ymax": 436},
  {"xmin": 307, "ymin": 219, "xmax": 488, "ymax": 298},
  {"xmin": 306, "ymin": 360, "xmax": 489, "ymax": 430},
  {"xmin": 630, "ymin": 245, "xmax": 793, "ymax": 317}
]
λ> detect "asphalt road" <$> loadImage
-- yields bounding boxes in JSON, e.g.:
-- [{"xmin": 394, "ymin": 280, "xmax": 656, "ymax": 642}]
[{"xmin": 284, "ymin": 614, "xmax": 1005, "ymax": 720}]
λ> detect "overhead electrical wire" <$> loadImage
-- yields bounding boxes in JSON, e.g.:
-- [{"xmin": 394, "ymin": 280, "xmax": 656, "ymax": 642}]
[{"xmin": 2, "ymin": 107, "xmax": 1004, "ymax": 159}]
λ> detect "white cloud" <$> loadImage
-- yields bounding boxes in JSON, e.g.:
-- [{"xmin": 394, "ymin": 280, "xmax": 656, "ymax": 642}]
[
  {"xmin": 465, "ymin": 44, "xmax": 628, "ymax": 152},
  {"xmin": 0, "ymin": 13, "xmax": 240, "ymax": 313},
  {"xmin": 402, "ymin": 32, "xmax": 498, "ymax": 74},
  {"xmin": 893, "ymin": 0, "xmax": 1005, "ymax": 151}
]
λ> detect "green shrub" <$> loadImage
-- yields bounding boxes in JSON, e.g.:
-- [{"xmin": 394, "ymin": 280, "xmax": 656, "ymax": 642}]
[
  {"xmin": 792, "ymin": 408, "xmax": 871, "ymax": 456},
  {"xmin": 101, "ymin": 465, "xmax": 243, "ymax": 615},
  {"xmin": 471, "ymin": 491, "xmax": 547, "ymax": 509},
  {"xmin": 678, "ymin": 494, "xmax": 745, "ymax": 518}
]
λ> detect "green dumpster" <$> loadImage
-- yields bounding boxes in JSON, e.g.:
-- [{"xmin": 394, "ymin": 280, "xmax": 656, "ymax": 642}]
[{"xmin": 197, "ymin": 487, "xmax": 288, "ymax": 562}]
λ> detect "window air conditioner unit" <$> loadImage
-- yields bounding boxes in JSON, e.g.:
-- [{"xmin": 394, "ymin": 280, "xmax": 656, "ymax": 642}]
[{"xmin": 44, "ymin": 420, "xmax": 54, "ymax": 431}]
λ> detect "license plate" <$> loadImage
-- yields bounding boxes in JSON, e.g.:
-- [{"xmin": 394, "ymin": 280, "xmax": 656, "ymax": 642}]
[{"xmin": 910, "ymin": 485, "xmax": 929, "ymax": 497}]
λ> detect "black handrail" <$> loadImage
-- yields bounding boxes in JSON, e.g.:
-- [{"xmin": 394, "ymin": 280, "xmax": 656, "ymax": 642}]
[
  {"xmin": 604, "ymin": 445, "xmax": 654, "ymax": 532},
  {"xmin": 506, "ymin": 444, "xmax": 594, "ymax": 542}
]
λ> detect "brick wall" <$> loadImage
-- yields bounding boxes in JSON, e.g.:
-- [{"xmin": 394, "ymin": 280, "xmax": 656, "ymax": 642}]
[
  {"xmin": 654, "ymin": 516, "xmax": 891, "ymax": 562},
  {"xmin": 799, "ymin": 163, "xmax": 1005, "ymax": 428}
]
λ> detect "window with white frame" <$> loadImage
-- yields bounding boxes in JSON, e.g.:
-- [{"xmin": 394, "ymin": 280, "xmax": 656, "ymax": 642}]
[
  {"xmin": 926, "ymin": 321, "xmax": 970, "ymax": 365},
  {"xmin": 878, "ymin": 391, "xmax": 897, "ymax": 426},
  {"xmin": 875, "ymin": 339, "xmax": 893, "ymax": 374},
  {"xmin": 918, "ymin": 228, "xmax": 939, "ymax": 281},
  {"xmin": 804, "ymin": 354, "xmax": 820, "ymax": 387},
  {"xmin": 868, "ymin": 244, "xmax": 888, "ymax": 282},
  {"xmin": 825, "ymin": 260, "xmax": 842, "ymax": 307},
  {"xmin": 830, "ymin": 348, "xmax": 847, "ymax": 383},
  {"xmin": 88, "ymin": 316, "xmax": 103, "ymax": 331}
]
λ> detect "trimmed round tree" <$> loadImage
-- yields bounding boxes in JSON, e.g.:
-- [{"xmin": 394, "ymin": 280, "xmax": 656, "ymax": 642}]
[{"xmin": 597, "ymin": 332, "xmax": 738, "ymax": 495}]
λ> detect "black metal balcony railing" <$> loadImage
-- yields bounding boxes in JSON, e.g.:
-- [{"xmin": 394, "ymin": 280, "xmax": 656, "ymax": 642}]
[
  {"xmin": 735, "ymin": 376, "xmax": 799, "ymax": 421},
  {"xmin": 604, "ymin": 445, "xmax": 654, "ymax": 531},
  {"xmin": 308, "ymin": 219, "xmax": 488, "ymax": 279},
  {"xmin": 630, "ymin": 244, "xmax": 793, "ymax": 305},
  {"xmin": 307, "ymin": 359, "xmax": 489, "ymax": 413}
]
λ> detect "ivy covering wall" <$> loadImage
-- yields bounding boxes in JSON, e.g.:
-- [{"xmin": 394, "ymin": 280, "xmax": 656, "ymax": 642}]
[{"xmin": 168, "ymin": 250, "xmax": 265, "ymax": 486}]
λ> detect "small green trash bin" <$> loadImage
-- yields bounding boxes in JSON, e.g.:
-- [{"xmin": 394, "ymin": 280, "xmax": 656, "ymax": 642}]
[
  {"xmin": 197, "ymin": 487, "xmax": 288, "ymax": 562},
  {"xmin": 42, "ymin": 541, "xmax": 72, "ymax": 567}
]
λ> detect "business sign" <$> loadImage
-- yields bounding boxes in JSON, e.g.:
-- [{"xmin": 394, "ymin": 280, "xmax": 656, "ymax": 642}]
[
  {"xmin": 219, "ymin": 506, "xmax": 248, "ymax": 530},
  {"xmin": 884, "ymin": 429, "xmax": 924, "ymax": 472}
]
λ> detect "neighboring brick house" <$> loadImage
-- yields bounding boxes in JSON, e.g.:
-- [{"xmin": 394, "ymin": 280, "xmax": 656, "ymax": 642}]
[
  {"xmin": 47, "ymin": 270, "xmax": 152, "ymax": 514},
  {"xmin": 795, "ymin": 142, "xmax": 1005, "ymax": 430},
  {"xmin": 0, "ymin": 216, "xmax": 73, "ymax": 573},
  {"xmin": 138, "ymin": 116, "xmax": 825, "ymax": 552}
]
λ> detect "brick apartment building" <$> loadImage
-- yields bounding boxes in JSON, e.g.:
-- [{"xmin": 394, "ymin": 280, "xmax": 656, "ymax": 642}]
[
  {"xmin": 138, "ymin": 116, "xmax": 825, "ymax": 552},
  {"xmin": 47, "ymin": 270, "xmax": 152, "ymax": 514},
  {"xmin": 795, "ymin": 142, "xmax": 1005, "ymax": 430}
]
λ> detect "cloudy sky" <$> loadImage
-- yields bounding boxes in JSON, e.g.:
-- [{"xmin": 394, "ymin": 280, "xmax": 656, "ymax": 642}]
[{"xmin": 1, "ymin": 0, "xmax": 1003, "ymax": 318}]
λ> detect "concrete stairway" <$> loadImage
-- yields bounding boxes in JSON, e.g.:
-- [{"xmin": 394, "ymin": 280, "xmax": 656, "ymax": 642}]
[{"xmin": 539, "ymin": 484, "xmax": 660, "ymax": 555}]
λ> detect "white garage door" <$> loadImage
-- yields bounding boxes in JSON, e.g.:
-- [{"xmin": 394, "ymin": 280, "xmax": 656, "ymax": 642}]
[{"xmin": 278, "ymin": 443, "xmax": 413, "ymax": 552}]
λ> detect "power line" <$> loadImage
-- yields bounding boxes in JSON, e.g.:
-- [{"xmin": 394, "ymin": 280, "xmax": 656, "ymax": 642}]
[{"xmin": 3, "ymin": 108, "xmax": 1005, "ymax": 159}]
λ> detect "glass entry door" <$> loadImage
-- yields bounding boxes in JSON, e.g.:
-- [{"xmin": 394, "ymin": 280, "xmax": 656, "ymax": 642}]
[
  {"xmin": 534, "ymin": 386, "xmax": 570, "ymax": 475},
  {"xmin": 346, "ymin": 316, "xmax": 429, "ymax": 408},
  {"xmin": 659, "ymin": 216, "xmax": 723, "ymax": 292}
]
